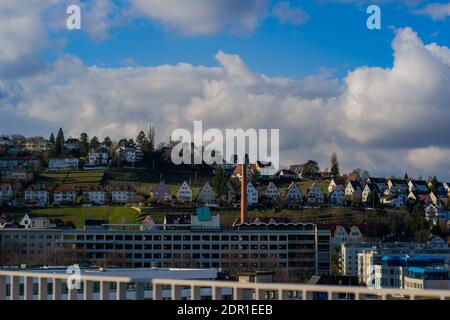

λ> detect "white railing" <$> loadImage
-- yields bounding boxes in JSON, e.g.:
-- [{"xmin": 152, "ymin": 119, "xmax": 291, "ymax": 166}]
[
  {"xmin": 1, "ymin": 270, "xmax": 450, "ymax": 300},
  {"xmin": 152, "ymin": 279, "xmax": 450, "ymax": 300}
]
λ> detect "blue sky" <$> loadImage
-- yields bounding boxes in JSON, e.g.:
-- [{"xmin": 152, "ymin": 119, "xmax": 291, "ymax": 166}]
[
  {"xmin": 48, "ymin": 0, "xmax": 450, "ymax": 79},
  {"xmin": 1, "ymin": 0, "xmax": 450, "ymax": 177}
]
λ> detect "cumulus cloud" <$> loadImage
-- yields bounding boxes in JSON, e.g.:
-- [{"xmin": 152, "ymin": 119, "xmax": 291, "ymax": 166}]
[
  {"xmin": 406, "ymin": 147, "xmax": 450, "ymax": 175},
  {"xmin": 272, "ymin": 1, "xmax": 309, "ymax": 25},
  {"xmin": 414, "ymin": 2, "xmax": 450, "ymax": 21},
  {"xmin": 0, "ymin": 1, "xmax": 54, "ymax": 78},
  {"xmin": 1, "ymin": 26, "xmax": 450, "ymax": 178},
  {"xmin": 338, "ymin": 28, "xmax": 450, "ymax": 149},
  {"xmin": 129, "ymin": 0, "xmax": 271, "ymax": 35}
]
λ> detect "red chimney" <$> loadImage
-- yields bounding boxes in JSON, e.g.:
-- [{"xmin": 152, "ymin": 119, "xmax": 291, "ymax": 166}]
[{"xmin": 240, "ymin": 163, "xmax": 247, "ymax": 224}]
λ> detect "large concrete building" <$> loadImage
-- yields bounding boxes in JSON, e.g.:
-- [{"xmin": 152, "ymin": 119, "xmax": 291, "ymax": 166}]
[{"xmin": 0, "ymin": 218, "xmax": 331, "ymax": 276}]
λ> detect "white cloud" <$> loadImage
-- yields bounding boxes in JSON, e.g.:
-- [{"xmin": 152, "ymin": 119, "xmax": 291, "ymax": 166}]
[
  {"xmin": 272, "ymin": 1, "xmax": 309, "ymax": 25},
  {"xmin": 129, "ymin": 0, "xmax": 271, "ymax": 35},
  {"xmin": 406, "ymin": 147, "xmax": 450, "ymax": 175},
  {"xmin": 338, "ymin": 28, "xmax": 450, "ymax": 148},
  {"xmin": 414, "ymin": 2, "xmax": 450, "ymax": 21},
  {"xmin": 1, "ymin": 26, "xmax": 450, "ymax": 178}
]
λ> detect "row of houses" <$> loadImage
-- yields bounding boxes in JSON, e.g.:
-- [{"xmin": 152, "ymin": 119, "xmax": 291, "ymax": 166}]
[
  {"xmin": 329, "ymin": 177, "xmax": 450, "ymax": 209},
  {"xmin": 0, "ymin": 183, "xmax": 141, "ymax": 207}
]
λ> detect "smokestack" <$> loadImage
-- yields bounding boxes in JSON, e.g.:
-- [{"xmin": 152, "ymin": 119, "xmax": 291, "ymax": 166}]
[{"xmin": 240, "ymin": 163, "xmax": 247, "ymax": 224}]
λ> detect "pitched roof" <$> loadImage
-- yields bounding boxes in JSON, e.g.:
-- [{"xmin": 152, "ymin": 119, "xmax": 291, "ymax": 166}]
[
  {"xmin": 26, "ymin": 184, "xmax": 47, "ymax": 192},
  {"xmin": 54, "ymin": 184, "xmax": 76, "ymax": 192},
  {"xmin": 0, "ymin": 183, "xmax": 12, "ymax": 191},
  {"xmin": 331, "ymin": 177, "xmax": 347, "ymax": 186},
  {"xmin": 368, "ymin": 177, "xmax": 387, "ymax": 184},
  {"xmin": 348, "ymin": 181, "xmax": 362, "ymax": 189},
  {"xmin": 111, "ymin": 185, "xmax": 136, "ymax": 192},
  {"xmin": 83, "ymin": 185, "xmax": 104, "ymax": 192}
]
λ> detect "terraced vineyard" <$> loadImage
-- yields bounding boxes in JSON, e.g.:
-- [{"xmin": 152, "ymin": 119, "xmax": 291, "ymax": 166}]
[
  {"xmin": 11, "ymin": 206, "xmax": 142, "ymax": 228},
  {"xmin": 36, "ymin": 170, "xmax": 106, "ymax": 190},
  {"xmin": 104, "ymin": 169, "xmax": 212, "ymax": 196}
]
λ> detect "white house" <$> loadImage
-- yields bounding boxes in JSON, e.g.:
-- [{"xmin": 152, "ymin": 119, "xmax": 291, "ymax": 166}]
[
  {"xmin": 151, "ymin": 182, "xmax": 172, "ymax": 203},
  {"xmin": 0, "ymin": 183, "xmax": 13, "ymax": 204},
  {"xmin": 83, "ymin": 185, "xmax": 106, "ymax": 205},
  {"xmin": 265, "ymin": 182, "xmax": 280, "ymax": 199},
  {"xmin": 366, "ymin": 177, "xmax": 388, "ymax": 192},
  {"xmin": 247, "ymin": 183, "xmax": 258, "ymax": 205},
  {"xmin": 117, "ymin": 147, "xmax": 143, "ymax": 165},
  {"xmin": 197, "ymin": 182, "xmax": 215, "ymax": 203},
  {"xmin": 345, "ymin": 181, "xmax": 362, "ymax": 199},
  {"xmin": 306, "ymin": 182, "xmax": 324, "ymax": 205},
  {"xmin": 329, "ymin": 186, "xmax": 345, "ymax": 206},
  {"xmin": 20, "ymin": 214, "xmax": 51, "ymax": 229},
  {"xmin": 64, "ymin": 138, "xmax": 79, "ymax": 150},
  {"xmin": 285, "ymin": 182, "xmax": 302, "ymax": 201},
  {"xmin": 177, "ymin": 181, "xmax": 193, "ymax": 203},
  {"xmin": 87, "ymin": 152, "xmax": 109, "ymax": 166},
  {"xmin": 362, "ymin": 183, "xmax": 379, "ymax": 203},
  {"xmin": 275, "ymin": 169, "xmax": 298, "ymax": 180},
  {"xmin": 49, "ymin": 158, "xmax": 79, "ymax": 171},
  {"xmin": 53, "ymin": 184, "xmax": 77, "ymax": 204},
  {"xmin": 444, "ymin": 182, "xmax": 450, "ymax": 192},
  {"xmin": 328, "ymin": 177, "xmax": 346, "ymax": 193},
  {"xmin": 25, "ymin": 184, "xmax": 48, "ymax": 207},
  {"xmin": 331, "ymin": 225, "xmax": 363, "ymax": 246},
  {"xmin": 111, "ymin": 185, "xmax": 136, "ymax": 204},
  {"xmin": 387, "ymin": 179, "xmax": 408, "ymax": 194}
]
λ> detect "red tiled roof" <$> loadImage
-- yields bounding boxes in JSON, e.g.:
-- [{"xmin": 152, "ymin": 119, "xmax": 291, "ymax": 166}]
[
  {"xmin": 54, "ymin": 184, "xmax": 76, "ymax": 192},
  {"xmin": 26, "ymin": 184, "xmax": 47, "ymax": 192}
]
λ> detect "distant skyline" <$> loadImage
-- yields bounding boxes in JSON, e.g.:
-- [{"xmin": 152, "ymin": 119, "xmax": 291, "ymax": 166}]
[{"xmin": 0, "ymin": 0, "xmax": 449, "ymax": 178}]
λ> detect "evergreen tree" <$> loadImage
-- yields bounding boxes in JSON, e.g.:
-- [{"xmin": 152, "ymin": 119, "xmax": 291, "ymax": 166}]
[
  {"xmin": 90, "ymin": 136, "xmax": 100, "ymax": 151},
  {"xmin": 102, "ymin": 136, "xmax": 112, "ymax": 147},
  {"xmin": 330, "ymin": 152, "xmax": 340, "ymax": 177},
  {"xmin": 302, "ymin": 160, "xmax": 320, "ymax": 179},
  {"xmin": 49, "ymin": 133, "xmax": 55, "ymax": 145},
  {"xmin": 148, "ymin": 125, "xmax": 156, "ymax": 151},
  {"xmin": 79, "ymin": 132, "xmax": 89, "ymax": 155},
  {"xmin": 54, "ymin": 128, "xmax": 65, "ymax": 156},
  {"xmin": 212, "ymin": 167, "xmax": 227, "ymax": 196}
]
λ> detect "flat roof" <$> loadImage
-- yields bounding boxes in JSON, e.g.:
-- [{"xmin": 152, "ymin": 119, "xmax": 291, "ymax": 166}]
[{"xmin": 0, "ymin": 267, "xmax": 219, "ymax": 283}]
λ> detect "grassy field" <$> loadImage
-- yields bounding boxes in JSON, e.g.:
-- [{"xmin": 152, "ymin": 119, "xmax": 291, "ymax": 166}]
[
  {"xmin": 105, "ymin": 169, "xmax": 212, "ymax": 196},
  {"xmin": 11, "ymin": 206, "xmax": 141, "ymax": 228},
  {"xmin": 10, "ymin": 205, "xmax": 374, "ymax": 228},
  {"xmin": 36, "ymin": 170, "xmax": 106, "ymax": 190}
]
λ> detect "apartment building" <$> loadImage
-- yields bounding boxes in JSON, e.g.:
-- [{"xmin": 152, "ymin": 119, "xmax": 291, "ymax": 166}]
[
  {"xmin": 25, "ymin": 184, "xmax": 49, "ymax": 207},
  {"xmin": 83, "ymin": 185, "xmax": 106, "ymax": 205},
  {"xmin": 0, "ymin": 218, "xmax": 331, "ymax": 276}
]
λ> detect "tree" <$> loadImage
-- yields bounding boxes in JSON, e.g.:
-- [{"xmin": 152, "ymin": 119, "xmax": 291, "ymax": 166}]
[
  {"xmin": 212, "ymin": 167, "xmax": 227, "ymax": 196},
  {"xmin": 79, "ymin": 132, "xmax": 89, "ymax": 155},
  {"xmin": 49, "ymin": 133, "xmax": 55, "ymax": 145},
  {"xmin": 302, "ymin": 160, "xmax": 320, "ymax": 179},
  {"xmin": 136, "ymin": 131, "xmax": 148, "ymax": 148},
  {"xmin": 89, "ymin": 136, "xmax": 100, "ymax": 151},
  {"xmin": 367, "ymin": 191, "xmax": 380, "ymax": 208},
  {"xmin": 102, "ymin": 136, "xmax": 112, "ymax": 147},
  {"xmin": 429, "ymin": 176, "xmax": 439, "ymax": 193},
  {"xmin": 54, "ymin": 128, "xmax": 65, "ymax": 156},
  {"xmin": 148, "ymin": 125, "xmax": 156, "ymax": 151},
  {"xmin": 330, "ymin": 152, "xmax": 340, "ymax": 177}
]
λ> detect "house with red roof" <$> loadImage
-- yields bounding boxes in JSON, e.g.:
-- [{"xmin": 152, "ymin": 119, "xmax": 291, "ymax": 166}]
[{"xmin": 53, "ymin": 184, "xmax": 77, "ymax": 204}]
